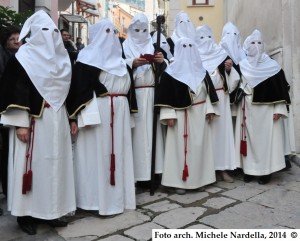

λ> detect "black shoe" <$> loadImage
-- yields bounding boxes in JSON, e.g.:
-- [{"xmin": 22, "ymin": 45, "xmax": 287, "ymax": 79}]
[
  {"xmin": 84, "ymin": 209, "xmax": 101, "ymax": 217},
  {"xmin": 17, "ymin": 216, "xmax": 37, "ymax": 235},
  {"xmin": 136, "ymin": 181, "xmax": 151, "ymax": 189},
  {"xmin": 285, "ymin": 160, "xmax": 292, "ymax": 169},
  {"xmin": 136, "ymin": 177, "xmax": 160, "ymax": 190},
  {"xmin": 258, "ymin": 174, "xmax": 272, "ymax": 185},
  {"xmin": 243, "ymin": 174, "xmax": 254, "ymax": 183},
  {"xmin": 45, "ymin": 218, "xmax": 68, "ymax": 227},
  {"xmin": 34, "ymin": 217, "xmax": 68, "ymax": 227}
]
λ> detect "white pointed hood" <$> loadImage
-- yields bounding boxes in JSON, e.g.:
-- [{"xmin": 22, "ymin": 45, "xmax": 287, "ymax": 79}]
[
  {"xmin": 196, "ymin": 25, "xmax": 228, "ymax": 75},
  {"xmin": 77, "ymin": 19, "xmax": 127, "ymax": 77},
  {"xmin": 16, "ymin": 10, "xmax": 71, "ymax": 112},
  {"xmin": 171, "ymin": 11, "xmax": 196, "ymax": 43},
  {"xmin": 166, "ymin": 37, "xmax": 206, "ymax": 93},
  {"xmin": 239, "ymin": 29, "xmax": 281, "ymax": 88},
  {"xmin": 219, "ymin": 22, "xmax": 246, "ymax": 65},
  {"xmin": 122, "ymin": 13, "xmax": 154, "ymax": 77}
]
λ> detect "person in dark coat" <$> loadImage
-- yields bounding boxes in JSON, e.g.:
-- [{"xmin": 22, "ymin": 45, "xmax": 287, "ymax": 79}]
[{"xmin": 0, "ymin": 25, "xmax": 22, "ymax": 199}]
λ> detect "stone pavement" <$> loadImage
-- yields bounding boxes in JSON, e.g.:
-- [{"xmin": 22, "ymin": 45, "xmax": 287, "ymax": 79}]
[{"xmin": 1, "ymin": 156, "xmax": 300, "ymax": 241}]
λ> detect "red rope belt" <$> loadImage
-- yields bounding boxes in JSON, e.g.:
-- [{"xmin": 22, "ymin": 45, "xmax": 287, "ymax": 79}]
[
  {"xmin": 182, "ymin": 100, "xmax": 206, "ymax": 181},
  {"xmin": 215, "ymin": 87, "xmax": 223, "ymax": 91},
  {"xmin": 44, "ymin": 102, "xmax": 50, "ymax": 108},
  {"xmin": 192, "ymin": 100, "xmax": 206, "ymax": 106},
  {"xmin": 22, "ymin": 103, "xmax": 50, "ymax": 194},
  {"xmin": 240, "ymin": 96, "xmax": 247, "ymax": 156},
  {"xmin": 109, "ymin": 94, "xmax": 126, "ymax": 186},
  {"xmin": 134, "ymin": 85, "xmax": 154, "ymax": 89}
]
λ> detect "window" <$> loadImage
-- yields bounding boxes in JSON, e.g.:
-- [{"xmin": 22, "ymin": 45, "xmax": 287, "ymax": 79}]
[
  {"xmin": 187, "ymin": 0, "xmax": 214, "ymax": 6},
  {"xmin": 193, "ymin": 0, "xmax": 208, "ymax": 5}
]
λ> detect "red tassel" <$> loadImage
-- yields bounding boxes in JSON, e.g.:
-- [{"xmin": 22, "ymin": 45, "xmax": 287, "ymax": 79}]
[
  {"xmin": 182, "ymin": 164, "xmax": 189, "ymax": 181},
  {"xmin": 240, "ymin": 140, "xmax": 247, "ymax": 156},
  {"xmin": 27, "ymin": 170, "xmax": 32, "ymax": 191},
  {"xmin": 22, "ymin": 173, "xmax": 28, "ymax": 195},
  {"xmin": 110, "ymin": 154, "xmax": 115, "ymax": 186},
  {"xmin": 185, "ymin": 164, "xmax": 189, "ymax": 177}
]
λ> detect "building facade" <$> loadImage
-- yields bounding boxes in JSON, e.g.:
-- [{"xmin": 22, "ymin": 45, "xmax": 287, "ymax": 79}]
[{"xmin": 166, "ymin": 0, "xmax": 224, "ymax": 41}]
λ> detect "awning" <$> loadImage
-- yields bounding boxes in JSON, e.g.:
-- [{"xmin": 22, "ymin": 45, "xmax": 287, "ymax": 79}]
[{"xmin": 60, "ymin": 14, "xmax": 88, "ymax": 23}]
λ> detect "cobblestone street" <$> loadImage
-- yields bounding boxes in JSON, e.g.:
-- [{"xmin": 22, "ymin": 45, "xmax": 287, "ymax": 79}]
[{"xmin": 1, "ymin": 157, "xmax": 300, "ymax": 241}]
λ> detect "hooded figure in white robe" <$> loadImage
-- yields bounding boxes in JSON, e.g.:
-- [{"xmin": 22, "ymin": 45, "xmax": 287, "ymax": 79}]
[
  {"xmin": 167, "ymin": 11, "xmax": 196, "ymax": 56},
  {"xmin": 122, "ymin": 13, "xmax": 166, "ymax": 185},
  {"xmin": 66, "ymin": 19, "xmax": 137, "ymax": 215},
  {"xmin": 0, "ymin": 10, "xmax": 75, "ymax": 235},
  {"xmin": 167, "ymin": 11, "xmax": 196, "ymax": 54},
  {"xmin": 219, "ymin": 22, "xmax": 246, "ymax": 66},
  {"xmin": 219, "ymin": 22, "xmax": 246, "ymax": 128},
  {"xmin": 236, "ymin": 30, "xmax": 290, "ymax": 184},
  {"xmin": 196, "ymin": 25, "xmax": 239, "ymax": 181},
  {"xmin": 156, "ymin": 37, "xmax": 218, "ymax": 193}
]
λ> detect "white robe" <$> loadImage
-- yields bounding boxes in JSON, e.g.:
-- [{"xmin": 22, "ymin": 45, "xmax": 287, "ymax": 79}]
[
  {"xmin": 131, "ymin": 66, "xmax": 165, "ymax": 181},
  {"xmin": 235, "ymin": 76, "xmax": 288, "ymax": 175},
  {"xmin": 283, "ymin": 105, "xmax": 296, "ymax": 155},
  {"xmin": 1, "ymin": 107, "xmax": 76, "ymax": 219},
  {"xmin": 210, "ymin": 68, "xmax": 239, "ymax": 170},
  {"xmin": 160, "ymin": 82, "xmax": 216, "ymax": 189},
  {"xmin": 74, "ymin": 71, "xmax": 136, "ymax": 215}
]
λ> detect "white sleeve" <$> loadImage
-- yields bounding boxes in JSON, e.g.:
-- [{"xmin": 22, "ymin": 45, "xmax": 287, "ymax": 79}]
[
  {"xmin": 159, "ymin": 107, "xmax": 177, "ymax": 125},
  {"xmin": 274, "ymin": 103, "xmax": 288, "ymax": 118},
  {"xmin": 226, "ymin": 67, "xmax": 241, "ymax": 93},
  {"xmin": 77, "ymin": 92, "xmax": 101, "ymax": 128},
  {"xmin": 0, "ymin": 109, "xmax": 30, "ymax": 127},
  {"xmin": 205, "ymin": 94, "xmax": 219, "ymax": 116}
]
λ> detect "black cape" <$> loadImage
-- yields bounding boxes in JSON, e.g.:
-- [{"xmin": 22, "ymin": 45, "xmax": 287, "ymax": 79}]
[
  {"xmin": 156, "ymin": 71, "xmax": 218, "ymax": 109},
  {"xmin": 252, "ymin": 69, "xmax": 291, "ymax": 105},
  {"xmin": 0, "ymin": 56, "xmax": 44, "ymax": 117},
  {"xmin": 66, "ymin": 62, "xmax": 138, "ymax": 117},
  {"xmin": 165, "ymin": 43, "xmax": 241, "ymax": 105}
]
